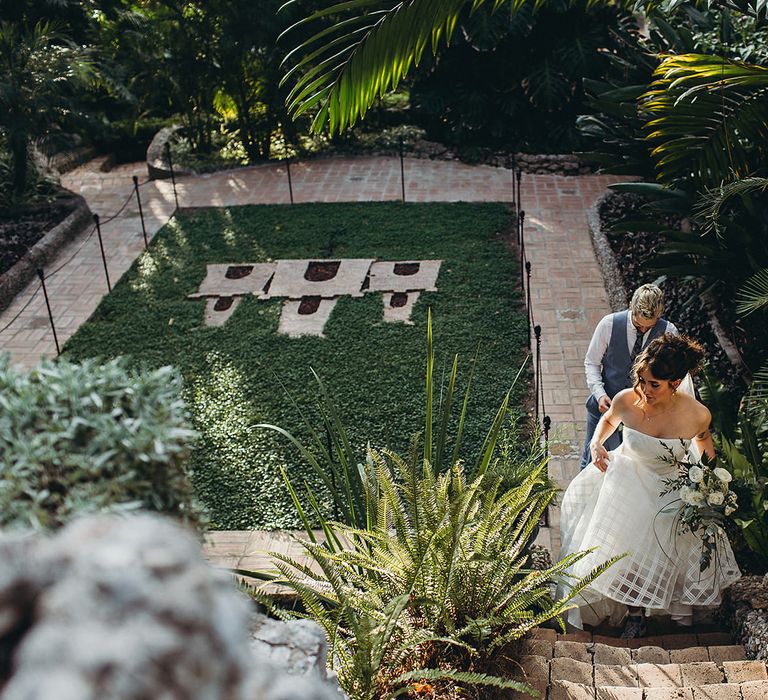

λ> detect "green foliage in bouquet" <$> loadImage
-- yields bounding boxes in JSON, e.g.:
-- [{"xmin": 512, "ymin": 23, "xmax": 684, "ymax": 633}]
[
  {"xmin": 0, "ymin": 355, "xmax": 203, "ymax": 531},
  {"xmin": 659, "ymin": 444, "xmax": 738, "ymax": 571}
]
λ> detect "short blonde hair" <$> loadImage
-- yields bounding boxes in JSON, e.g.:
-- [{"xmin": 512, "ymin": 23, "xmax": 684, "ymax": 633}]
[{"xmin": 630, "ymin": 284, "xmax": 665, "ymax": 320}]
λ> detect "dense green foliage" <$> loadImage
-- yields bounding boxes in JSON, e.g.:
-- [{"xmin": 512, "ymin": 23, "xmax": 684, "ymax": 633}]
[
  {"xmin": 0, "ymin": 19, "xmax": 94, "ymax": 203},
  {"xmin": 243, "ymin": 355, "xmax": 614, "ymax": 698},
  {"xmin": 409, "ymin": 1, "xmax": 630, "ymax": 153},
  {"xmin": 63, "ymin": 202, "xmax": 528, "ymax": 529},
  {"xmin": 0, "ymin": 355, "xmax": 202, "ymax": 531}
]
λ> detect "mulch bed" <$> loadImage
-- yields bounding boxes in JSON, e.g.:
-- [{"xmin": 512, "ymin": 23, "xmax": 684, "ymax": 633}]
[
  {"xmin": 0, "ymin": 199, "xmax": 78, "ymax": 277},
  {"xmin": 598, "ymin": 192, "xmax": 750, "ymax": 396}
]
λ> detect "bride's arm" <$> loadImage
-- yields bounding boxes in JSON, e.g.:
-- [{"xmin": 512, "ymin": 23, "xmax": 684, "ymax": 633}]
[
  {"xmin": 590, "ymin": 393, "xmax": 627, "ymax": 472},
  {"xmin": 692, "ymin": 406, "xmax": 715, "ymax": 461}
]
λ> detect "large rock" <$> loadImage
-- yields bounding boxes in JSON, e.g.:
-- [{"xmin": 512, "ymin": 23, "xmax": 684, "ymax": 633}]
[
  {"xmin": 721, "ymin": 575, "xmax": 768, "ymax": 661},
  {"xmin": 0, "ymin": 515, "xmax": 344, "ymax": 700}
]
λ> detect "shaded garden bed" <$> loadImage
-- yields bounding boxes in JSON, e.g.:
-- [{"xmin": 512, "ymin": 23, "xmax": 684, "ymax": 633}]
[
  {"xmin": 598, "ymin": 191, "xmax": 752, "ymax": 396},
  {"xmin": 0, "ymin": 197, "xmax": 78, "ymax": 276}
]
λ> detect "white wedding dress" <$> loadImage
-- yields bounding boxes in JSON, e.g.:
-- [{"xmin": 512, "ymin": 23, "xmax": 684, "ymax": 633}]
[{"xmin": 559, "ymin": 424, "xmax": 741, "ymax": 628}]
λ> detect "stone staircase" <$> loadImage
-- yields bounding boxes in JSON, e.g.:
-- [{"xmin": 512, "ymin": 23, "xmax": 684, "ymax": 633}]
[{"xmin": 514, "ymin": 628, "xmax": 767, "ymax": 700}]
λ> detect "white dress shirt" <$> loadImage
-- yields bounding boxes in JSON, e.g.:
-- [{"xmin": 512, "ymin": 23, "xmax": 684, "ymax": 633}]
[{"xmin": 584, "ymin": 313, "xmax": 678, "ymax": 401}]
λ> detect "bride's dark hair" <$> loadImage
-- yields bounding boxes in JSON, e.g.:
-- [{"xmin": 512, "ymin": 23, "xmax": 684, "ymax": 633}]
[{"xmin": 632, "ymin": 333, "xmax": 704, "ymax": 396}]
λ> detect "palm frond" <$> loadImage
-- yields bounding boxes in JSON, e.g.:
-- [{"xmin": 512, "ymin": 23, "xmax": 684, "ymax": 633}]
[
  {"xmin": 641, "ymin": 54, "xmax": 768, "ymax": 187},
  {"xmin": 693, "ymin": 177, "xmax": 768, "ymax": 238},
  {"xmin": 736, "ymin": 268, "xmax": 768, "ymax": 317}
]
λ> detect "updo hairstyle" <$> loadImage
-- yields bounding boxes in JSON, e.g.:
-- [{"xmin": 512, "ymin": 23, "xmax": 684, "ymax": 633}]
[{"xmin": 632, "ymin": 333, "xmax": 704, "ymax": 396}]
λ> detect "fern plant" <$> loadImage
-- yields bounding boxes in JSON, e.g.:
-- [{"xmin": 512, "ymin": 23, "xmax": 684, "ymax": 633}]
[
  {"xmin": 247, "ymin": 312, "xmax": 619, "ymax": 698},
  {"xmin": 240, "ymin": 446, "xmax": 618, "ymax": 699}
]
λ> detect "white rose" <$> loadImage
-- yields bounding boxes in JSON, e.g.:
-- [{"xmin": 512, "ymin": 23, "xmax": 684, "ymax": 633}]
[
  {"xmin": 707, "ymin": 491, "xmax": 725, "ymax": 506},
  {"xmin": 688, "ymin": 466, "xmax": 704, "ymax": 483},
  {"xmin": 713, "ymin": 467, "xmax": 733, "ymax": 483},
  {"xmin": 689, "ymin": 491, "xmax": 705, "ymax": 506},
  {"xmin": 680, "ymin": 485, "xmax": 693, "ymax": 504}
]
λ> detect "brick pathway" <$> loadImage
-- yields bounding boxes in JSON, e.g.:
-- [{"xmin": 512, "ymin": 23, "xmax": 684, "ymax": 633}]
[{"xmin": 0, "ymin": 155, "xmax": 618, "ymax": 561}]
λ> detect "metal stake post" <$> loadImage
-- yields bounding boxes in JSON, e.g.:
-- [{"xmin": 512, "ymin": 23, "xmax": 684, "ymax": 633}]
[
  {"xmin": 37, "ymin": 268, "xmax": 60, "ymax": 356},
  {"xmin": 92, "ymin": 214, "xmax": 112, "ymax": 291},
  {"xmin": 399, "ymin": 136, "xmax": 406, "ymax": 202},
  {"xmin": 534, "ymin": 324, "xmax": 542, "ymax": 423},
  {"xmin": 133, "ymin": 175, "xmax": 148, "ymax": 249},
  {"xmin": 516, "ymin": 169, "xmax": 522, "ymax": 244},
  {"xmin": 525, "ymin": 260, "xmax": 532, "ymax": 349},
  {"xmin": 286, "ymin": 158, "xmax": 294, "ymax": 205},
  {"xmin": 519, "ymin": 210, "xmax": 526, "ymax": 293},
  {"xmin": 164, "ymin": 142, "xmax": 180, "ymax": 212},
  {"xmin": 510, "ymin": 160, "xmax": 517, "ymax": 213}
]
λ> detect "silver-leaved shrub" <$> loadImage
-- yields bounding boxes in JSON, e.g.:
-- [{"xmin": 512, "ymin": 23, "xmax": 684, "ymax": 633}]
[{"xmin": 0, "ymin": 355, "xmax": 203, "ymax": 530}]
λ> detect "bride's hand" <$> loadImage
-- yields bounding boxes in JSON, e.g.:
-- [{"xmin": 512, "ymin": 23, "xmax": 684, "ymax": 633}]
[{"xmin": 590, "ymin": 442, "xmax": 610, "ymax": 472}]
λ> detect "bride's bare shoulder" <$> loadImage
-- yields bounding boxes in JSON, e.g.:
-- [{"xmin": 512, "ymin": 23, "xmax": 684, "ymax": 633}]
[
  {"xmin": 678, "ymin": 391, "xmax": 711, "ymax": 425},
  {"xmin": 613, "ymin": 388, "xmax": 639, "ymax": 407}
]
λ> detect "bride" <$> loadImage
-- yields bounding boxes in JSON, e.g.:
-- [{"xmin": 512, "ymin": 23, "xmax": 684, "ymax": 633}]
[{"xmin": 559, "ymin": 333, "xmax": 741, "ymax": 638}]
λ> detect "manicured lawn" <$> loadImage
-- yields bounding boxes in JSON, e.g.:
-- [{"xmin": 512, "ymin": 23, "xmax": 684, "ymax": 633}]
[{"xmin": 64, "ymin": 202, "xmax": 528, "ymax": 528}]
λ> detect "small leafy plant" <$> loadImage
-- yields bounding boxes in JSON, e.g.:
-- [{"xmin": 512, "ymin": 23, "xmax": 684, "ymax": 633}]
[{"xmin": 0, "ymin": 355, "xmax": 203, "ymax": 531}]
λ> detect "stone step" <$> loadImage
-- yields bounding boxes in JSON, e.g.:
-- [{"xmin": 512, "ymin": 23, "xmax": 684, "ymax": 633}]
[
  {"xmin": 549, "ymin": 679, "xmax": 768, "ymax": 700},
  {"xmin": 530, "ymin": 627, "xmax": 735, "ymax": 650},
  {"xmin": 521, "ymin": 639, "xmax": 748, "ymax": 665},
  {"xmin": 514, "ymin": 655, "xmax": 767, "ymax": 699}
]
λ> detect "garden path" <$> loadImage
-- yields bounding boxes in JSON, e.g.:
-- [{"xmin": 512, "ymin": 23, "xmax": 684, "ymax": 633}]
[{"xmin": 0, "ymin": 155, "xmax": 618, "ymax": 562}]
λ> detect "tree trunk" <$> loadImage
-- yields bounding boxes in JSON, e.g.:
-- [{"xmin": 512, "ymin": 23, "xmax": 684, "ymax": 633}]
[{"xmin": 10, "ymin": 132, "xmax": 29, "ymax": 199}]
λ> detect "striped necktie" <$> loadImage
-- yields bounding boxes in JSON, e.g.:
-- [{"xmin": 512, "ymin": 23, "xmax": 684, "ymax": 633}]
[{"xmin": 630, "ymin": 330, "xmax": 645, "ymax": 363}]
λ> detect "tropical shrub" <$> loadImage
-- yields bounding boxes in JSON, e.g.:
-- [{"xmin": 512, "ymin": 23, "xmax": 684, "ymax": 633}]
[
  {"xmin": 245, "ymin": 317, "xmax": 616, "ymax": 698},
  {"xmin": 0, "ymin": 355, "xmax": 203, "ymax": 531},
  {"xmin": 700, "ymin": 371, "xmax": 768, "ymax": 574},
  {"xmin": 409, "ymin": 0, "xmax": 630, "ymax": 153},
  {"xmin": 0, "ymin": 20, "xmax": 95, "ymax": 202},
  {"xmin": 253, "ymin": 455, "xmax": 615, "ymax": 699}
]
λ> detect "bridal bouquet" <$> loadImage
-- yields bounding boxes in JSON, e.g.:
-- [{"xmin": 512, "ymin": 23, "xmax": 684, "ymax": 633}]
[{"xmin": 659, "ymin": 445, "xmax": 738, "ymax": 571}]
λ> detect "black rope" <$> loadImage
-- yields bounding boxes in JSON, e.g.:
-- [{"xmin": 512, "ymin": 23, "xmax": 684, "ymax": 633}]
[
  {"xmin": 0, "ymin": 285, "xmax": 41, "ymax": 335},
  {"xmin": 44, "ymin": 223, "xmax": 97, "ymax": 280}
]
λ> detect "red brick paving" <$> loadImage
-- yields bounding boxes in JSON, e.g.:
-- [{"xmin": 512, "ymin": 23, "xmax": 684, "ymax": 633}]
[{"xmin": 1, "ymin": 154, "xmax": 622, "ymax": 560}]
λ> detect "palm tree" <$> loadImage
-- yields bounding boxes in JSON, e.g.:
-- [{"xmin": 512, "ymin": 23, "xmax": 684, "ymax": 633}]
[
  {"xmin": 280, "ymin": 0, "xmax": 590, "ymax": 135},
  {"xmin": 0, "ymin": 21, "xmax": 94, "ymax": 200}
]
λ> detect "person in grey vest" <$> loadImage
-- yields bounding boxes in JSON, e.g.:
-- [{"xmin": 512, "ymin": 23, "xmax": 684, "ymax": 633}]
[{"xmin": 579, "ymin": 284, "xmax": 678, "ymax": 469}]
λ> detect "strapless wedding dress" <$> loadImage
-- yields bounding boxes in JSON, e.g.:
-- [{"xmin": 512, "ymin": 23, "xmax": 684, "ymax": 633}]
[{"xmin": 559, "ymin": 425, "xmax": 741, "ymax": 628}]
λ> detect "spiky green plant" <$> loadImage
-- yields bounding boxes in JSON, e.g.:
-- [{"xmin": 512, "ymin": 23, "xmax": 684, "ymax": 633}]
[
  {"xmin": 239, "ymin": 447, "xmax": 618, "ymax": 699},
  {"xmin": 246, "ymin": 312, "xmax": 619, "ymax": 698}
]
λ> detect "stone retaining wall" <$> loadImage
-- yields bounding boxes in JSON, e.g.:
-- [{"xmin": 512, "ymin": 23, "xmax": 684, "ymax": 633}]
[
  {"xmin": 721, "ymin": 575, "xmax": 768, "ymax": 660},
  {"xmin": 146, "ymin": 125, "xmax": 192, "ymax": 180},
  {"xmin": 0, "ymin": 194, "xmax": 92, "ymax": 313}
]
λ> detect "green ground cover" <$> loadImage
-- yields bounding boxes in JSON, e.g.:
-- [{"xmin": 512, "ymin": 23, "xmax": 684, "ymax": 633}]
[{"xmin": 64, "ymin": 202, "xmax": 528, "ymax": 529}]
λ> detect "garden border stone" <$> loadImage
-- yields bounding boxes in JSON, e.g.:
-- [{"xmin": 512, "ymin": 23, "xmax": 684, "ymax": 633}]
[
  {"xmin": 0, "ymin": 193, "xmax": 92, "ymax": 314},
  {"xmin": 147, "ymin": 125, "xmax": 193, "ymax": 180},
  {"xmin": 586, "ymin": 193, "xmax": 628, "ymax": 311}
]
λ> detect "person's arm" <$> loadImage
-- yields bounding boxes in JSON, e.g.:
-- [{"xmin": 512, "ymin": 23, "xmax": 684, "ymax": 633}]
[
  {"xmin": 585, "ymin": 316, "xmax": 612, "ymax": 411},
  {"xmin": 589, "ymin": 392, "xmax": 627, "ymax": 472},
  {"xmin": 692, "ymin": 406, "xmax": 715, "ymax": 461}
]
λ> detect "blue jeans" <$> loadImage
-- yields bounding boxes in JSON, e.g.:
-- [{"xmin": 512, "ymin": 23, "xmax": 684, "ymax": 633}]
[{"xmin": 580, "ymin": 395, "xmax": 622, "ymax": 469}]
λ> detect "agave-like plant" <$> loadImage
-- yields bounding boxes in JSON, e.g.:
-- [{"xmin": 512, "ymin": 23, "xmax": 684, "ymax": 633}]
[
  {"xmin": 246, "ymin": 312, "xmax": 620, "ymax": 698},
  {"xmin": 241, "ymin": 445, "xmax": 619, "ymax": 698}
]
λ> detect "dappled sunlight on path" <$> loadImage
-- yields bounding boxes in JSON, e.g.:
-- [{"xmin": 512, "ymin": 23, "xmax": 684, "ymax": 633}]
[{"xmin": 0, "ymin": 155, "xmax": 622, "ymax": 560}]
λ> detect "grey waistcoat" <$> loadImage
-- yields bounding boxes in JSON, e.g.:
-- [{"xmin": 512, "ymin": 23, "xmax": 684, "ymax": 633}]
[{"xmin": 603, "ymin": 310, "xmax": 669, "ymax": 398}]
